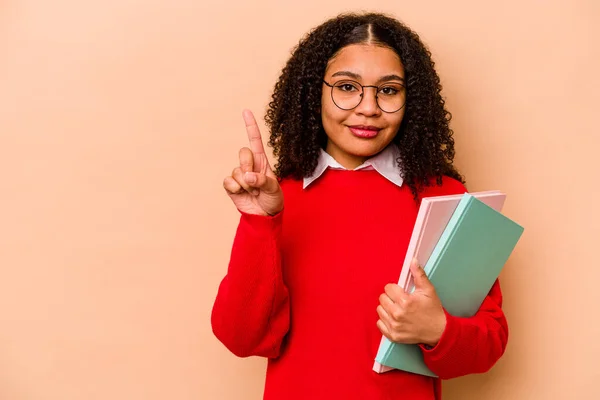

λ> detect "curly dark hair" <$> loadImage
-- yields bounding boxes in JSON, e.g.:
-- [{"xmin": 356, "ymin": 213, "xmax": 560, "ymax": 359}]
[{"xmin": 265, "ymin": 12, "xmax": 465, "ymax": 200}]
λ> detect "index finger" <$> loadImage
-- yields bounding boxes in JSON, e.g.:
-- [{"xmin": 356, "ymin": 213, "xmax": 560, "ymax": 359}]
[
  {"xmin": 384, "ymin": 283, "xmax": 408, "ymax": 304},
  {"xmin": 242, "ymin": 109, "xmax": 265, "ymax": 156}
]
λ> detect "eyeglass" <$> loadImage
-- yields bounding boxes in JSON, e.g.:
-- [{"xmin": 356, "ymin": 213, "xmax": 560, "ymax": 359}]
[{"xmin": 322, "ymin": 79, "xmax": 406, "ymax": 113}]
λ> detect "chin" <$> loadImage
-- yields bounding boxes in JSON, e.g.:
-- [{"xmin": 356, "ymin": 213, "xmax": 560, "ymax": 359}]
[{"xmin": 347, "ymin": 141, "xmax": 389, "ymax": 157}]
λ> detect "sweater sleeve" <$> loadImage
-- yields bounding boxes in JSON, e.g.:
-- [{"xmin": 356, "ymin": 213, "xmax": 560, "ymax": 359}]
[
  {"xmin": 211, "ymin": 210, "xmax": 290, "ymax": 359},
  {"xmin": 420, "ymin": 280, "xmax": 509, "ymax": 379}
]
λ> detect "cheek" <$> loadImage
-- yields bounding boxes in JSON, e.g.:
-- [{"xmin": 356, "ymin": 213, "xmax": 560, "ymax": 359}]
[
  {"xmin": 321, "ymin": 99, "xmax": 345, "ymax": 128},
  {"xmin": 321, "ymin": 112, "xmax": 338, "ymax": 139},
  {"xmin": 387, "ymin": 111, "xmax": 405, "ymax": 132}
]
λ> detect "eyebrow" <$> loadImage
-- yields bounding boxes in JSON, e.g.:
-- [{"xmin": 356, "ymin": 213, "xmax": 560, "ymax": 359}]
[{"xmin": 330, "ymin": 71, "xmax": 405, "ymax": 83}]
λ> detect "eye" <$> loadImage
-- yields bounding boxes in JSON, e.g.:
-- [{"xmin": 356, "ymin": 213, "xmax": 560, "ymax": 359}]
[
  {"xmin": 379, "ymin": 86, "xmax": 400, "ymax": 96},
  {"xmin": 334, "ymin": 81, "xmax": 360, "ymax": 92}
]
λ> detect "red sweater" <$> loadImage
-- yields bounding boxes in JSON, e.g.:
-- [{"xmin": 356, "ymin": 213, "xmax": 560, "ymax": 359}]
[{"xmin": 211, "ymin": 169, "xmax": 508, "ymax": 400}]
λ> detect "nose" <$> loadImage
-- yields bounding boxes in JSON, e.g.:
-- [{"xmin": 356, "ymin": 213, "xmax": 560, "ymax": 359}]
[{"xmin": 354, "ymin": 86, "xmax": 381, "ymax": 116}]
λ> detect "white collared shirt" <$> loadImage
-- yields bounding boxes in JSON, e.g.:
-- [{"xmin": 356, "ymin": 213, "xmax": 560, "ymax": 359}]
[{"xmin": 303, "ymin": 144, "xmax": 404, "ymax": 189}]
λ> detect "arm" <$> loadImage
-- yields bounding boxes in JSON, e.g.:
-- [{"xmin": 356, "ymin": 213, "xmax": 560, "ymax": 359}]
[
  {"xmin": 211, "ymin": 211, "xmax": 290, "ymax": 358},
  {"xmin": 420, "ymin": 280, "xmax": 508, "ymax": 379},
  {"xmin": 214, "ymin": 109, "xmax": 289, "ymax": 358}
]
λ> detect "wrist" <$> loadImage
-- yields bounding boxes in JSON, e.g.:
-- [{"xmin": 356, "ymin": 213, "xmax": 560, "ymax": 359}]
[{"xmin": 423, "ymin": 309, "xmax": 447, "ymax": 347}]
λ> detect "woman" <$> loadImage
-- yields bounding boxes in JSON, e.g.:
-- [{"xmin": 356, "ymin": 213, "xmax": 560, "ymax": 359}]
[{"xmin": 212, "ymin": 12, "xmax": 508, "ymax": 400}]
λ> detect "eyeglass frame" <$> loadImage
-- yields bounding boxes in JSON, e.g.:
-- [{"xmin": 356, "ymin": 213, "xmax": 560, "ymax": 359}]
[{"xmin": 322, "ymin": 79, "xmax": 406, "ymax": 113}]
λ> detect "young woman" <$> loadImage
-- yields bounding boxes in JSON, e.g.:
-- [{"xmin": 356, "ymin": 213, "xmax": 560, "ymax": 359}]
[{"xmin": 212, "ymin": 12, "xmax": 508, "ymax": 400}]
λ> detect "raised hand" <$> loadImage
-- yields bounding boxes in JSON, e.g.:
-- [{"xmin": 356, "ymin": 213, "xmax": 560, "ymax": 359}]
[{"xmin": 223, "ymin": 110, "xmax": 284, "ymax": 216}]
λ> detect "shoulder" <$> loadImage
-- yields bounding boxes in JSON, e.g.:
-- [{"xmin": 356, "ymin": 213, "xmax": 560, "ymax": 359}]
[
  {"xmin": 278, "ymin": 177, "xmax": 303, "ymax": 196},
  {"xmin": 419, "ymin": 175, "xmax": 467, "ymax": 198}
]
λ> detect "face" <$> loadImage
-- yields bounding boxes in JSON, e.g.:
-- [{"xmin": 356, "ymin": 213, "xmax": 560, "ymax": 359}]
[{"xmin": 321, "ymin": 44, "xmax": 406, "ymax": 169}]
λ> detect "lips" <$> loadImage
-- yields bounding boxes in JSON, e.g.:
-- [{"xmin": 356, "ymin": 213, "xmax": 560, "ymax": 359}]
[{"xmin": 348, "ymin": 125, "xmax": 381, "ymax": 139}]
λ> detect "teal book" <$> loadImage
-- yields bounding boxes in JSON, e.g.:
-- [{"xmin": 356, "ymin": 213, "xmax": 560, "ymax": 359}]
[{"xmin": 374, "ymin": 193, "xmax": 524, "ymax": 376}]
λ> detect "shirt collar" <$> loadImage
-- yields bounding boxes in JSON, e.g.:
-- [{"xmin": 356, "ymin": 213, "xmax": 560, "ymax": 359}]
[{"xmin": 303, "ymin": 144, "xmax": 403, "ymax": 189}]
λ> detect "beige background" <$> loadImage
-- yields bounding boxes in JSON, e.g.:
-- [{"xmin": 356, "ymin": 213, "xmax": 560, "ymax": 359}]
[{"xmin": 1, "ymin": 0, "xmax": 598, "ymax": 399}]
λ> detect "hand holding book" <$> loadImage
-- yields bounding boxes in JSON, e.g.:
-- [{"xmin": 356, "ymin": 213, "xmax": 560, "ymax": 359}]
[{"xmin": 376, "ymin": 259, "xmax": 446, "ymax": 348}]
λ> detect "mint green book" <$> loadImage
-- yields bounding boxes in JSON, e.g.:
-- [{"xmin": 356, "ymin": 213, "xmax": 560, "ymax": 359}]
[{"xmin": 375, "ymin": 193, "xmax": 524, "ymax": 376}]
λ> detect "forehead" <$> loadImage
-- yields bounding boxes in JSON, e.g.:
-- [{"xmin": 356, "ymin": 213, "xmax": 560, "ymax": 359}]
[{"xmin": 325, "ymin": 44, "xmax": 404, "ymax": 78}]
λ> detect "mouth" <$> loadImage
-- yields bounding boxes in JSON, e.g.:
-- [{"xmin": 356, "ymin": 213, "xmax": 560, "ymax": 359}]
[{"xmin": 348, "ymin": 125, "xmax": 382, "ymax": 139}]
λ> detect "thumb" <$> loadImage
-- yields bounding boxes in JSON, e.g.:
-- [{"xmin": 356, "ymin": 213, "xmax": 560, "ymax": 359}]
[
  {"xmin": 244, "ymin": 172, "xmax": 280, "ymax": 194},
  {"xmin": 410, "ymin": 258, "xmax": 433, "ymax": 291}
]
